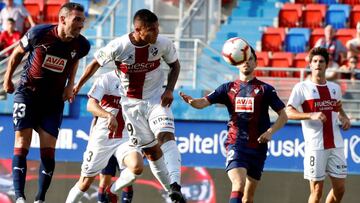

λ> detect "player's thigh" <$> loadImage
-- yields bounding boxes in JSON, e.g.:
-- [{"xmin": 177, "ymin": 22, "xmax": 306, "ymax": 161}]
[
  {"xmin": 13, "ymin": 88, "xmax": 36, "ymax": 136},
  {"xmin": 304, "ymin": 149, "xmax": 328, "ymax": 181},
  {"xmin": 148, "ymin": 104, "xmax": 175, "ymax": 138},
  {"xmin": 115, "ymin": 141, "xmax": 143, "ymax": 171},
  {"xmin": 327, "ymin": 148, "xmax": 347, "ymax": 179},
  {"xmin": 122, "ymin": 105, "xmax": 156, "ymax": 147},
  {"xmin": 37, "ymin": 127, "xmax": 57, "ymax": 148},
  {"xmin": 328, "ymin": 175, "xmax": 345, "ymax": 193},
  {"xmin": 81, "ymin": 146, "xmax": 117, "ymax": 177},
  {"xmin": 39, "ymin": 99, "xmax": 64, "ymax": 139}
]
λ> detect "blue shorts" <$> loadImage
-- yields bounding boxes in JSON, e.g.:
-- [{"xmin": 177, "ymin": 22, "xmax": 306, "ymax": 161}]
[
  {"xmin": 225, "ymin": 143, "xmax": 267, "ymax": 180},
  {"xmin": 13, "ymin": 85, "xmax": 64, "ymax": 138},
  {"xmin": 101, "ymin": 155, "xmax": 119, "ymax": 176}
]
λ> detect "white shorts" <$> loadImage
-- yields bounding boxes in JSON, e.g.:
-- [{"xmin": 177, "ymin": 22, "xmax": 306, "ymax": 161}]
[
  {"xmin": 304, "ymin": 148, "xmax": 347, "ymax": 181},
  {"xmin": 81, "ymin": 138, "xmax": 142, "ymax": 177},
  {"xmin": 121, "ymin": 97, "xmax": 175, "ymax": 148}
]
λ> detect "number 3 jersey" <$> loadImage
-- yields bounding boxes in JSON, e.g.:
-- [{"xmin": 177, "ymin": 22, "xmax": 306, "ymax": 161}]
[
  {"xmin": 87, "ymin": 70, "xmax": 128, "ymax": 146},
  {"xmin": 93, "ymin": 34, "xmax": 178, "ymax": 100},
  {"xmin": 206, "ymin": 78, "xmax": 285, "ymax": 150},
  {"xmin": 287, "ymin": 80, "xmax": 343, "ymax": 150}
]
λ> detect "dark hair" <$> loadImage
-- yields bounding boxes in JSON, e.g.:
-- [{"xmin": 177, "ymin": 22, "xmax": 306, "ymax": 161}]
[
  {"xmin": 60, "ymin": 2, "xmax": 84, "ymax": 14},
  {"xmin": 348, "ymin": 55, "xmax": 358, "ymax": 61},
  {"xmin": 7, "ymin": 18, "xmax": 15, "ymax": 23},
  {"xmin": 250, "ymin": 45, "xmax": 257, "ymax": 61},
  {"xmin": 309, "ymin": 47, "xmax": 329, "ymax": 65},
  {"xmin": 133, "ymin": 9, "xmax": 158, "ymax": 25}
]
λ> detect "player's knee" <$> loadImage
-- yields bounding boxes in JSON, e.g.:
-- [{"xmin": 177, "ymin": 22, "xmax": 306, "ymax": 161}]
[
  {"xmin": 311, "ymin": 186, "xmax": 323, "ymax": 200},
  {"xmin": 243, "ymin": 198, "xmax": 254, "ymax": 203},
  {"xmin": 131, "ymin": 165, "xmax": 143, "ymax": 175},
  {"xmin": 333, "ymin": 185, "xmax": 345, "ymax": 199},
  {"xmin": 157, "ymin": 132, "xmax": 175, "ymax": 145},
  {"xmin": 78, "ymin": 178, "xmax": 93, "ymax": 191}
]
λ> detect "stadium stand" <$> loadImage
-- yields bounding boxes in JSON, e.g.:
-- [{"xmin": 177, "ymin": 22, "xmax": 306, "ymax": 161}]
[
  {"xmin": 335, "ymin": 28, "xmax": 356, "ymax": 46},
  {"xmin": 278, "ymin": 3, "xmax": 303, "ymax": 28},
  {"xmin": 302, "ymin": 4, "xmax": 327, "ymax": 28},
  {"xmin": 261, "ymin": 27, "xmax": 286, "ymax": 52},
  {"xmin": 309, "ymin": 27, "xmax": 325, "ymax": 47},
  {"xmin": 325, "ymin": 4, "xmax": 350, "ymax": 29},
  {"xmin": 269, "ymin": 52, "xmax": 293, "ymax": 77},
  {"xmin": 350, "ymin": 5, "xmax": 360, "ymax": 28},
  {"xmin": 293, "ymin": 52, "xmax": 309, "ymax": 78},
  {"xmin": 285, "ymin": 28, "xmax": 311, "ymax": 53}
]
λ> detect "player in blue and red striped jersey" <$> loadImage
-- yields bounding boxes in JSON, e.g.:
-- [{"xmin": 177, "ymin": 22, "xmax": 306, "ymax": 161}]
[
  {"xmin": 2, "ymin": 3, "xmax": 90, "ymax": 203},
  {"xmin": 180, "ymin": 46, "xmax": 288, "ymax": 203}
]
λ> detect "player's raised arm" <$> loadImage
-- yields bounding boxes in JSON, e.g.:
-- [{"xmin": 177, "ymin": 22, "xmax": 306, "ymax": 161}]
[
  {"xmin": 73, "ymin": 59, "xmax": 101, "ymax": 95},
  {"xmin": 3, "ymin": 45, "xmax": 26, "ymax": 93},
  {"xmin": 179, "ymin": 92, "xmax": 210, "ymax": 109}
]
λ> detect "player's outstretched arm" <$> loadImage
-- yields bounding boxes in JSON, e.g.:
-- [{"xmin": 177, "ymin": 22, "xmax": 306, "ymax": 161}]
[
  {"xmin": 258, "ymin": 108, "xmax": 288, "ymax": 143},
  {"xmin": 179, "ymin": 92, "xmax": 210, "ymax": 109},
  {"xmin": 3, "ymin": 46, "xmax": 26, "ymax": 93},
  {"xmin": 73, "ymin": 59, "xmax": 101, "ymax": 95}
]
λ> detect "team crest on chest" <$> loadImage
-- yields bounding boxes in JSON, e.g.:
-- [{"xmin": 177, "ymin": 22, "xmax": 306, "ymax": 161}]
[
  {"xmin": 42, "ymin": 54, "xmax": 67, "ymax": 73},
  {"xmin": 332, "ymin": 88, "xmax": 336, "ymax": 95},
  {"xmin": 71, "ymin": 50, "xmax": 76, "ymax": 58},
  {"xmin": 150, "ymin": 47, "xmax": 158, "ymax": 56},
  {"xmin": 235, "ymin": 97, "xmax": 254, "ymax": 113},
  {"xmin": 254, "ymin": 88, "xmax": 260, "ymax": 94}
]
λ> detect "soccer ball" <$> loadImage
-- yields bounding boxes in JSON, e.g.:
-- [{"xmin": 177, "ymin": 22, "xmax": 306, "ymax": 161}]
[{"xmin": 221, "ymin": 37, "xmax": 251, "ymax": 66}]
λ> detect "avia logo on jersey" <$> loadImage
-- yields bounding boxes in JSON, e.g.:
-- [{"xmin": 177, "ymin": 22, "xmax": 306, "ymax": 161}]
[
  {"xmin": 42, "ymin": 55, "xmax": 67, "ymax": 73},
  {"xmin": 314, "ymin": 99, "xmax": 337, "ymax": 111},
  {"xmin": 235, "ymin": 97, "xmax": 254, "ymax": 112}
]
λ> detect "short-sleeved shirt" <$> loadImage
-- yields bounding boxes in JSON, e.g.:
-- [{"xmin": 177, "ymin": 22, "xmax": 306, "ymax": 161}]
[
  {"xmin": 0, "ymin": 4, "xmax": 30, "ymax": 33},
  {"xmin": 206, "ymin": 78, "xmax": 285, "ymax": 151},
  {"xmin": 314, "ymin": 38, "xmax": 346, "ymax": 62},
  {"xmin": 287, "ymin": 80, "xmax": 343, "ymax": 150},
  {"xmin": 87, "ymin": 70, "xmax": 127, "ymax": 143},
  {"xmin": 94, "ymin": 33, "xmax": 177, "ymax": 99},
  {"xmin": 18, "ymin": 24, "xmax": 90, "ymax": 99},
  {"xmin": 0, "ymin": 30, "xmax": 21, "ymax": 55}
]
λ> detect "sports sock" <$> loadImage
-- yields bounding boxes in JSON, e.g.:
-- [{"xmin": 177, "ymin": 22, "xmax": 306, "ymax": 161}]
[
  {"xmin": 148, "ymin": 156, "xmax": 170, "ymax": 191},
  {"xmin": 12, "ymin": 148, "xmax": 28, "ymax": 200},
  {"xmin": 65, "ymin": 183, "xmax": 84, "ymax": 203},
  {"xmin": 98, "ymin": 187, "xmax": 107, "ymax": 203},
  {"xmin": 35, "ymin": 148, "xmax": 55, "ymax": 201},
  {"xmin": 121, "ymin": 186, "xmax": 133, "ymax": 203},
  {"xmin": 161, "ymin": 140, "xmax": 181, "ymax": 184},
  {"xmin": 229, "ymin": 191, "xmax": 243, "ymax": 203},
  {"xmin": 110, "ymin": 168, "xmax": 137, "ymax": 193}
]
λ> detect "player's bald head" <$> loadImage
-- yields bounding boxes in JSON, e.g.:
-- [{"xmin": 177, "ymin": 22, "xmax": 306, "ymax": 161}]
[{"xmin": 59, "ymin": 2, "xmax": 84, "ymax": 17}]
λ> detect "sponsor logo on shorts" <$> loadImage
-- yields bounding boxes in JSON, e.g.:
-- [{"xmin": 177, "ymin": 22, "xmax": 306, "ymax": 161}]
[{"xmin": 42, "ymin": 55, "xmax": 67, "ymax": 73}]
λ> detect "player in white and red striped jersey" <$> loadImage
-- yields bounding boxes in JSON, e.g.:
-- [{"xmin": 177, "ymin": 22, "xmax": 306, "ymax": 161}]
[
  {"xmin": 66, "ymin": 70, "xmax": 143, "ymax": 203},
  {"xmin": 286, "ymin": 47, "xmax": 351, "ymax": 203},
  {"xmin": 73, "ymin": 9, "xmax": 185, "ymax": 202}
]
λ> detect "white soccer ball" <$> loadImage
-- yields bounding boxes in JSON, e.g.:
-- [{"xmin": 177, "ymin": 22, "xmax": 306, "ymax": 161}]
[{"xmin": 221, "ymin": 37, "xmax": 251, "ymax": 66}]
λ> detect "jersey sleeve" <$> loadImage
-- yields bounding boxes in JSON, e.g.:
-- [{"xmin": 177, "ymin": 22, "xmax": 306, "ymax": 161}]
[
  {"xmin": 78, "ymin": 36, "xmax": 91, "ymax": 59},
  {"xmin": 206, "ymin": 82, "xmax": 231, "ymax": 105},
  {"xmin": 94, "ymin": 38, "xmax": 121, "ymax": 66},
  {"xmin": 287, "ymin": 83, "xmax": 304, "ymax": 110},
  {"xmin": 19, "ymin": 30, "xmax": 32, "ymax": 52},
  {"xmin": 267, "ymin": 85, "xmax": 285, "ymax": 112},
  {"xmin": 87, "ymin": 75, "xmax": 107, "ymax": 101},
  {"xmin": 161, "ymin": 37, "xmax": 178, "ymax": 64}
]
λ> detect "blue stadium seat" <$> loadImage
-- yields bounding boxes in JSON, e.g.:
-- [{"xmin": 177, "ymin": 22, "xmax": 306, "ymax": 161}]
[
  {"xmin": 318, "ymin": 0, "xmax": 338, "ymax": 4},
  {"xmin": 325, "ymin": 4, "xmax": 351, "ymax": 29},
  {"xmin": 285, "ymin": 28, "xmax": 311, "ymax": 53}
]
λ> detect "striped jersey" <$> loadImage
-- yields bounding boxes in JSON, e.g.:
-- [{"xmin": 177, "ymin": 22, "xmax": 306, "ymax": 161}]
[
  {"xmin": 94, "ymin": 34, "xmax": 178, "ymax": 99},
  {"xmin": 287, "ymin": 80, "xmax": 343, "ymax": 150}
]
